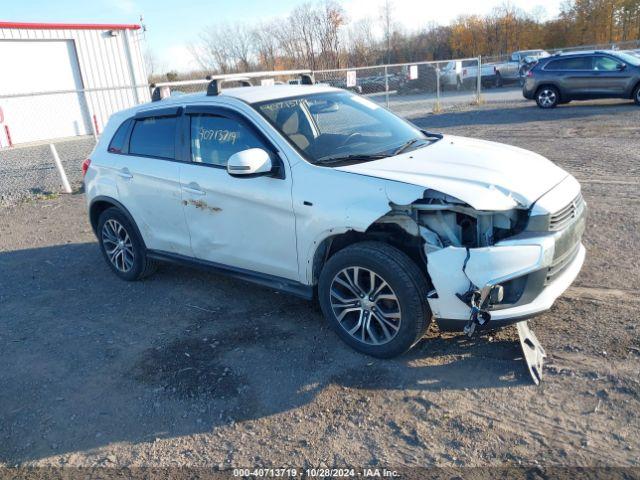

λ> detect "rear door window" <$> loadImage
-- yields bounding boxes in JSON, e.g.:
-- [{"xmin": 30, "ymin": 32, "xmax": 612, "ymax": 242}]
[
  {"xmin": 545, "ymin": 57, "xmax": 592, "ymax": 70},
  {"xmin": 129, "ymin": 116, "xmax": 177, "ymax": 159}
]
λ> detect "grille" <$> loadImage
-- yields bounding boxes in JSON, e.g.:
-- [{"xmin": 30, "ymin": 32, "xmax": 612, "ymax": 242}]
[
  {"xmin": 549, "ymin": 193, "xmax": 584, "ymax": 231},
  {"xmin": 546, "ymin": 242, "xmax": 581, "ymax": 285}
]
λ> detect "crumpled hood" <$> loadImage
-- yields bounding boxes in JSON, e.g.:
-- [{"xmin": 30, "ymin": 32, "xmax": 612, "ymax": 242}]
[{"xmin": 336, "ymin": 135, "xmax": 569, "ymax": 210}]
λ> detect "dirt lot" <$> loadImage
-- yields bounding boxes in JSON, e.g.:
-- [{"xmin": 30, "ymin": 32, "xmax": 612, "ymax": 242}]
[{"xmin": 1, "ymin": 100, "xmax": 639, "ymax": 473}]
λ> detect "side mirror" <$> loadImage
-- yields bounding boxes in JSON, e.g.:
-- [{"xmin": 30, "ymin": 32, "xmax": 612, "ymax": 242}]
[
  {"xmin": 616, "ymin": 63, "xmax": 626, "ymax": 71},
  {"xmin": 227, "ymin": 148, "xmax": 273, "ymax": 176}
]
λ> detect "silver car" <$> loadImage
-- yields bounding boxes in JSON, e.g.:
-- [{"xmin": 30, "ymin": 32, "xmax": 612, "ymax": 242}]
[{"xmin": 522, "ymin": 50, "xmax": 640, "ymax": 108}]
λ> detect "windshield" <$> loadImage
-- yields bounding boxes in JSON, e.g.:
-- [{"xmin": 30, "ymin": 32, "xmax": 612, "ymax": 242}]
[
  {"xmin": 615, "ymin": 51, "xmax": 640, "ymax": 66},
  {"xmin": 254, "ymin": 91, "xmax": 435, "ymax": 165}
]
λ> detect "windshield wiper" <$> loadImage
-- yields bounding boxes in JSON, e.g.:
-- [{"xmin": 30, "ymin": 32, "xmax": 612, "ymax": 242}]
[
  {"xmin": 315, "ymin": 153, "xmax": 389, "ymax": 165},
  {"xmin": 392, "ymin": 138, "xmax": 419, "ymax": 155}
]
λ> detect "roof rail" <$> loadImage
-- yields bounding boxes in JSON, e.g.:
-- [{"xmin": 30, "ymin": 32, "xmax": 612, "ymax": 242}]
[
  {"xmin": 206, "ymin": 76, "xmax": 252, "ymax": 96},
  {"xmin": 300, "ymin": 73, "xmax": 315, "ymax": 85},
  {"xmin": 150, "ymin": 84, "xmax": 171, "ymax": 102},
  {"xmin": 149, "ymin": 69, "xmax": 315, "ymax": 100}
]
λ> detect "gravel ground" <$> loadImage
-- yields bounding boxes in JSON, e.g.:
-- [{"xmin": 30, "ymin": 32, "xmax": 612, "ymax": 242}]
[
  {"xmin": 0, "ymin": 99, "xmax": 639, "ymax": 474},
  {"xmin": 0, "ymin": 136, "xmax": 95, "ymax": 205}
]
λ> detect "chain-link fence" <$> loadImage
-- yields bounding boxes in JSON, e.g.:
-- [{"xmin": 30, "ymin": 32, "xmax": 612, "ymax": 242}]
[
  {"xmin": 0, "ymin": 84, "xmax": 148, "ymax": 205},
  {"xmin": 314, "ymin": 57, "xmax": 483, "ymax": 117}
]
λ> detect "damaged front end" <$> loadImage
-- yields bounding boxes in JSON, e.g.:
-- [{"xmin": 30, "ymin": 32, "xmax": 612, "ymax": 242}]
[{"xmin": 403, "ymin": 181, "xmax": 586, "ymax": 337}]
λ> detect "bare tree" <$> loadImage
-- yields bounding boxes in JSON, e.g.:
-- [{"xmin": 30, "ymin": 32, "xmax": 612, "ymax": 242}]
[
  {"xmin": 252, "ymin": 22, "xmax": 280, "ymax": 70},
  {"xmin": 347, "ymin": 17, "xmax": 379, "ymax": 66},
  {"xmin": 225, "ymin": 23, "xmax": 253, "ymax": 72},
  {"xmin": 143, "ymin": 47, "xmax": 159, "ymax": 78},
  {"xmin": 290, "ymin": 3, "xmax": 320, "ymax": 70},
  {"xmin": 380, "ymin": 0, "xmax": 394, "ymax": 63},
  {"xmin": 189, "ymin": 28, "xmax": 232, "ymax": 73},
  {"xmin": 191, "ymin": 22, "xmax": 253, "ymax": 74},
  {"xmin": 179, "ymin": 0, "xmax": 640, "ymax": 80},
  {"xmin": 316, "ymin": 0, "xmax": 345, "ymax": 69}
]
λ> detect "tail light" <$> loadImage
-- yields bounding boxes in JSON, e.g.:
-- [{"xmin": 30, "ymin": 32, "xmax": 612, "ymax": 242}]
[
  {"xmin": 82, "ymin": 158, "xmax": 91, "ymax": 177},
  {"xmin": 527, "ymin": 70, "xmax": 535, "ymax": 77}
]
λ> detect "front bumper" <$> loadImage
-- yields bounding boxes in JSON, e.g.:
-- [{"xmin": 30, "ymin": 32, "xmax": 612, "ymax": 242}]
[
  {"xmin": 426, "ymin": 192, "xmax": 586, "ymax": 332},
  {"xmin": 435, "ymin": 243, "xmax": 585, "ymax": 331}
]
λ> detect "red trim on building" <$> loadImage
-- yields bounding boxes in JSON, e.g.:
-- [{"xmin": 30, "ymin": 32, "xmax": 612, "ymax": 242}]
[{"xmin": 0, "ymin": 21, "xmax": 140, "ymax": 31}]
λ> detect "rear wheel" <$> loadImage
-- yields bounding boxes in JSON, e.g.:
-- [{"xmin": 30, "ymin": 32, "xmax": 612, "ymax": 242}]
[
  {"xmin": 634, "ymin": 84, "xmax": 640, "ymax": 106},
  {"xmin": 318, "ymin": 242, "xmax": 431, "ymax": 358},
  {"xmin": 536, "ymin": 86, "xmax": 560, "ymax": 108},
  {"xmin": 97, "ymin": 207, "xmax": 157, "ymax": 281}
]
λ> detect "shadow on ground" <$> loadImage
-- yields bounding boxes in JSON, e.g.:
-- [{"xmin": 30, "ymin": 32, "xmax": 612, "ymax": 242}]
[{"xmin": 0, "ymin": 243, "xmax": 528, "ymax": 463}]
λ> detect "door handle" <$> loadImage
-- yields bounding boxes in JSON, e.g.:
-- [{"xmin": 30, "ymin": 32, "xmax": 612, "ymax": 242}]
[
  {"xmin": 183, "ymin": 183, "xmax": 206, "ymax": 196},
  {"xmin": 116, "ymin": 168, "xmax": 133, "ymax": 180}
]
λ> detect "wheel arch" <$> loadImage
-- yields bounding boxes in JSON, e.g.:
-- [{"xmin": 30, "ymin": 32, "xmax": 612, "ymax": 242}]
[
  {"xmin": 89, "ymin": 196, "xmax": 147, "ymax": 248},
  {"xmin": 311, "ymin": 218, "xmax": 431, "ymax": 288}
]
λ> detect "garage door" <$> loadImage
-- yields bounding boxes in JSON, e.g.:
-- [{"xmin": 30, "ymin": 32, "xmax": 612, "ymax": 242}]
[{"xmin": 0, "ymin": 40, "xmax": 91, "ymax": 145}]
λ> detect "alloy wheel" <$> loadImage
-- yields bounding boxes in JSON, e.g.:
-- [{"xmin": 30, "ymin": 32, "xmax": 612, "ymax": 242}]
[
  {"xmin": 329, "ymin": 266, "xmax": 402, "ymax": 346},
  {"xmin": 538, "ymin": 89, "xmax": 556, "ymax": 107},
  {"xmin": 101, "ymin": 218, "xmax": 135, "ymax": 273}
]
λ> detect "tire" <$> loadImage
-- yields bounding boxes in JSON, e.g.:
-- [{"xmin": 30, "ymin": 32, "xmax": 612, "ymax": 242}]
[
  {"xmin": 97, "ymin": 207, "xmax": 157, "ymax": 281},
  {"xmin": 318, "ymin": 241, "xmax": 431, "ymax": 359},
  {"xmin": 495, "ymin": 72, "xmax": 503, "ymax": 88},
  {"xmin": 634, "ymin": 84, "xmax": 640, "ymax": 106},
  {"xmin": 535, "ymin": 86, "xmax": 560, "ymax": 108}
]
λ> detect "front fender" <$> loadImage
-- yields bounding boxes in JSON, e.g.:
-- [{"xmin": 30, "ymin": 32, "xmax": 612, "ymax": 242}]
[{"xmin": 293, "ymin": 164, "xmax": 427, "ymax": 285}]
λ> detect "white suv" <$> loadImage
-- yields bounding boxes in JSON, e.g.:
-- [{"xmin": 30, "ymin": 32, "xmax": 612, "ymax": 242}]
[{"xmin": 84, "ymin": 82, "xmax": 586, "ymax": 358}]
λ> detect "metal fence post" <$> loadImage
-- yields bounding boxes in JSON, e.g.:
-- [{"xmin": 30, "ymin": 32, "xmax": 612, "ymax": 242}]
[
  {"xmin": 384, "ymin": 65, "xmax": 390, "ymax": 108},
  {"xmin": 476, "ymin": 55, "xmax": 482, "ymax": 104},
  {"xmin": 49, "ymin": 143, "xmax": 72, "ymax": 194},
  {"xmin": 435, "ymin": 65, "xmax": 441, "ymax": 113}
]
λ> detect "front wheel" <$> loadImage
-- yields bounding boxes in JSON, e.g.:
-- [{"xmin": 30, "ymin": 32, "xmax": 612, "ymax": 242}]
[
  {"xmin": 536, "ymin": 86, "xmax": 560, "ymax": 108},
  {"xmin": 318, "ymin": 242, "xmax": 431, "ymax": 358},
  {"xmin": 634, "ymin": 84, "xmax": 640, "ymax": 106}
]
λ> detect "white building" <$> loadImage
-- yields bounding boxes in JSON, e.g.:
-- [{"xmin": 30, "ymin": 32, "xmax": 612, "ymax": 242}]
[{"xmin": 0, "ymin": 21, "xmax": 150, "ymax": 146}]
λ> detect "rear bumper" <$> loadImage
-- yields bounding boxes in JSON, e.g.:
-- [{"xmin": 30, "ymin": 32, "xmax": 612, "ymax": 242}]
[
  {"xmin": 481, "ymin": 74, "xmax": 498, "ymax": 84},
  {"xmin": 522, "ymin": 79, "xmax": 537, "ymax": 99}
]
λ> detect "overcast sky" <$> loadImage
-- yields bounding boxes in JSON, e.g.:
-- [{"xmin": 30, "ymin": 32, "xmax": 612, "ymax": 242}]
[{"xmin": 3, "ymin": 0, "xmax": 564, "ymax": 71}]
